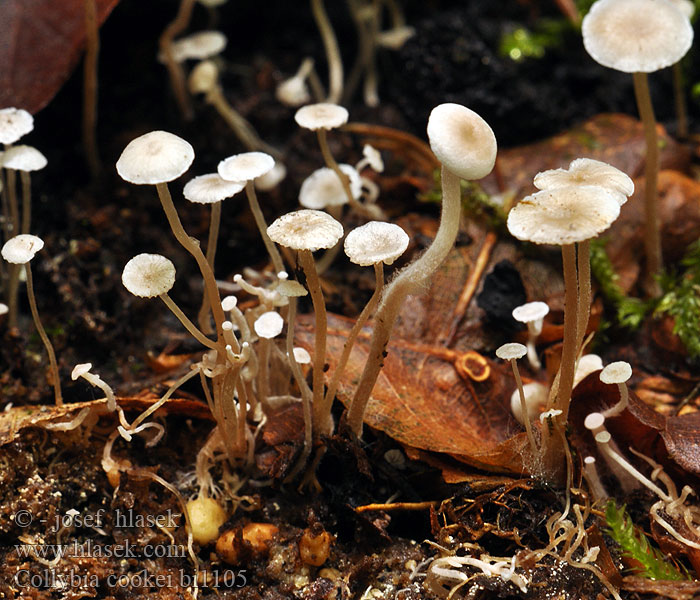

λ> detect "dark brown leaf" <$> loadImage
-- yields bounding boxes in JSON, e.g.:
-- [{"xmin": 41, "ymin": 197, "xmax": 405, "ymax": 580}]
[{"xmin": 0, "ymin": 0, "xmax": 120, "ymax": 113}]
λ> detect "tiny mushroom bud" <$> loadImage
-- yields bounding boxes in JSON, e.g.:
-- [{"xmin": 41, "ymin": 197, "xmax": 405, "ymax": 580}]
[
  {"xmin": 216, "ymin": 523, "xmax": 279, "ymax": 565},
  {"xmin": 497, "ymin": 343, "xmax": 538, "ymax": 456},
  {"xmin": 254, "ymin": 311, "xmax": 284, "ymax": 339},
  {"xmin": 600, "ymin": 360, "xmax": 632, "ymax": 418},
  {"xmin": 186, "ymin": 496, "xmax": 227, "ymax": 545},
  {"xmin": 2, "ymin": 234, "xmax": 62, "ymax": 405},
  {"xmin": 293, "ymin": 347, "xmax": 312, "ymax": 364},
  {"xmin": 573, "ymin": 353, "xmax": 604, "ymax": 387},
  {"xmin": 276, "ymin": 58, "xmax": 315, "ymax": 107},
  {"xmin": 510, "ymin": 381, "xmax": 547, "ymax": 427},
  {"xmin": 583, "ymin": 456, "xmax": 608, "ymax": 503},
  {"xmin": 299, "ymin": 527, "xmax": 334, "ymax": 567},
  {"xmin": 511, "ymin": 301, "xmax": 549, "ymax": 370},
  {"xmin": 299, "ymin": 165, "xmax": 362, "ymax": 209}
]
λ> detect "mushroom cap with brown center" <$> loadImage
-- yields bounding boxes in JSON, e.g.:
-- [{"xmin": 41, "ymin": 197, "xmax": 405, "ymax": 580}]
[
  {"xmin": 426, "ymin": 103, "xmax": 497, "ymax": 180},
  {"xmin": 0, "ymin": 108, "xmax": 34, "ymax": 145},
  {"xmin": 534, "ymin": 158, "xmax": 633, "ymax": 204},
  {"xmin": 507, "ymin": 185, "xmax": 621, "ymax": 245},
  {"xmin": 582, "ymin": 0, "xmax": 693, "ymax": 73},
  {"xmin": 218, "ymin": 152, "xmax": 275, "ymax": 183},
  {"xmin": 1, "ymin": 234, "xmax": 44, "ymax": 264},
  {"xmin": 294, "ymin": 103, "xmax": 349, "ymax": 130},
  {"xmin": 299, "ymin": 164, "xmax": 361, "ymax": 209},
  {"xmin": 267, "ymin": 209, "xmax": 343, "ymax": 251},
  {"xmin": 2, "ymin": 145, "xmax": 47, "ymax": 172},
  {"xmin": 344, "ymin": 221, "xmax": 409, "ymax": 266},
  {"xmin": 184, "ymin": 173, "xmax": 245, "ymax": 204},
  {"xmin": 122, "ymin": 253, "xmax": 176, "ymax": 297},
  {"xmin": 117, "ymin": 131, "xmax": 194, "ymax": 185}
]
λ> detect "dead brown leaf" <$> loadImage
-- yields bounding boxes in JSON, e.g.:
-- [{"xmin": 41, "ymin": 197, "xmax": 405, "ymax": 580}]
[{"xmin": 0, "ymin": 0, "xmax": 120, "ymax": 113}]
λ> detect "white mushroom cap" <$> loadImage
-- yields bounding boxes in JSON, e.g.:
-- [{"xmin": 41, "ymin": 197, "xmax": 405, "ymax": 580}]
[
  {"xmin": 188, "ymin": 60, "xmax": 219, "ymax": 95},
  {"xmin": 344, "ymin": 221, "xmax": 409, "ymax": 266},
  {"xmin": 584, "ymin": 412, "xmax": 606, "ymax": 431},
  {"xmin": 122, "ymin": 254, "xmax": 176, "ymax": 297},
  {"xmin": 512, "ymin": 301, "xmax": 550, "ymax": 325},
  {"xmin": 0, "ymin": 108, "xmax": 34, "ymax": 144},
  {"xmin": 582, "ymin": 0, "xmax": 693, "ymax": 73},
  {"xmin": 183, "ymin": 173, "xmax": 244, "ymax": 204},
  {"xmin": 574, "ymin": 354, "xmax": 604, "ymax": 387},
  {"xmin": 426, "ymin": 103, "xmax": 497, "ymax": 180},
  {"xmin": 510, "ymin": 381, "xmax": 547, "ymax": 426},
  {"xmin": 254, "ymin": 311, "xmax": 284, "ymax": 338},
  {"xmin": 292, "ymin": 347, "xmax": 312, "ymax": 364},
  {"xmin": 1, "ymin": 234, "xmax": 44, "ymax": 264},
  {"xmin": 218, "ymin": 151, "xmax": 275, "ymax": 183},
  {"xmin": 507, "ymin": 185, "xmax": 621, "ymax": 245},
  {"xmin": 669, "ymin": 0, "xmax": 695, "ymax": 18},
  {"xmin": 294, "ymin": 103, "xmax": 349, "ymax": 130},
  {"xmin": 116, "ymin": 131, "xmax": 194, "ymax": 185},
  {"xmin": 221, "ymin": 295, "xmax": 238, "ymax": 311},
  {"xmin": 0, "ymin": 303, "xmax": 8, "ymax": 316},
  {"xmin": 276, "ymin": 280, "xmax": 308, "ymax": 297},
  {"xmin": 267, "ymin": 209, "xmax": 343, "ymax": 251},
  {"xmin": 376, "ymin": 25, "xmax": 416, "ymax": 50},
  {"xmin": 600, "ymin": 360, "xmax": 632, "ymax": 384},
  {"xmin": 169, "ymin": 30, "xmax": 227, "ymax": 62},
  {"xmin": 496, "ymin": 342, "xmax": 527, "ymax": 361},
  {"xmin": 595, "ymin": 430, "xmax": 612, "ymax": 444},
  {"xmin": 71, "ymin": 363, "xmax": 93, "ymax": 380},
  {"xmin": 299, "ymin": 164, "xmax": 361, "ymax": 209},
  {"xmin": 533, "ymin": 158, "xmax": 634, "ymax": 204},
  {"xmin": 361, "ymin": 144, "xmax": 384, "ymax": 172},
  {"xmin": 2, "ymin": 145, "xmax": 47, "ymax": 171},
  {"xmin": 255, "ymin": 161, "xmax": 287, "ymax": 191}
]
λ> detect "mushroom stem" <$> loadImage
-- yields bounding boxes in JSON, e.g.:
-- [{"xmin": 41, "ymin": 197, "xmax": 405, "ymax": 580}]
[
  {"xmin": 324, "ymin": 262, "xmax": 383, "ymax": 415},
  {"xmin": 82, "ymin": 0, "xmax": 101, "ymax": 178},
  {"xmin": 284, "ymin": 296, "xmax": 314, "ymax": 481},
  {"xmin": 159, "ymin": 0, "xmax": 196, "ymax": 120},
  {"xmin": 159, "ymin": 292, "xmax": 219, "ymax": 351},
  {"xmin": 6, "ymin": 166, "xmax": 19, "ymax": 236},
  {"xmin": 154, "ymin": 182, "xmax": 227, "ymax": 342},
  {"xmin": 576, "ymin": 239, "xmax": 591, "ymax": 353},
  {"xmin": 298, "ymin": 249, "xmax": 331, "ymax": 438},
  {"xmin": 24, "ymin": 263, "xmax": 62, "ymax": 406},
  {"xmin": 632, "ymin": 71, "xmax": 662, "ymax": 293},
  {"xmin": 602, "ymin": 382, "xmax": 629, "ymax": 418},
  {"xmin": 244, "ymin": 181, "xmax": 285, "ymax": 274},
  {"xmin": 672, "ymin": 62, "xmax": 688, "ymax": 139},
  {"xmin": 6, "ymin": 167, "xmax": 21, "ymax": 329},
  {"xmin": 19, "ymin": 171, "xmax": 31, "ymax": 235},
  {"xmin": 509, "ymin": 357, "xmax": 538, "ymax": 456},
  {"xmin": 310, "ymin": 0, "xmax": 344, "ymax": 104},
  {"xmin": 347, "ymin": 166, "xmax": 461, "ymax": 436},
  {"xmin": 197, "ymin": 200, "xmax": 222, "ymax": 333}
]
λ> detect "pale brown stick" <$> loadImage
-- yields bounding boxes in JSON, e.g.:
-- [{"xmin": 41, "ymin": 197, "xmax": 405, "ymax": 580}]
[{"xmin": 83, "ymin": 0, "xmax": 101, "ymax": 177}]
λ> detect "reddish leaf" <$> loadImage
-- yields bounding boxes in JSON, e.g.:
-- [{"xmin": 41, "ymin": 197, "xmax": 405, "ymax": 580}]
[{"xmin": 0, "ymin": 0, "xmax": 120, "ymax": 114}]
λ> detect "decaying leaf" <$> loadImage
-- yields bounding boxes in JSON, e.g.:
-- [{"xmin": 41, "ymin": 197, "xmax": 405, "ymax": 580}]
[{"xmin": 0, "ymin": 0, "xmax": 120, "ymax": 113}]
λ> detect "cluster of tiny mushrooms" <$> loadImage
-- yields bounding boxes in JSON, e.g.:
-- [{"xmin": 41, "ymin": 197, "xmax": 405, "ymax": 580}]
[{"xmin": 2, "ymin": 0, "xmax": 700, "ymax": 595}]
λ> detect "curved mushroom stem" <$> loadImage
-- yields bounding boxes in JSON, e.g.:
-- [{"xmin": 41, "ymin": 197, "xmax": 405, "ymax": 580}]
[
  {"xmin": 283, "ymin": 296, "xmax": 314, "ymax": 482},
  {"xmin": 159, "ymin": 0, "xmax": 196, "ymax": 120},
  {"xmin": 633, "ymin": 71, "xmax": 662, "ymax": 294},
  {"xmin": 602, "ymin": 382, "xmax": 629, "ymax": 418},
  {"xmin": 347, "ymin": 165, "xmax": 461, "ymax": 437},
  {"xmin": 24, "ymin": 263, "xmax": 62, "ymax": 406},
  {"xmin": 154, "ymin": 182, "xmax": 227, "ymax": 346},
  {"xmin": 298, "ymin": 249, "xmax": 331, "ymax": 438},
  {"xmin": 324, "ymin": 262, "xmax": 383, "ymax": 417},
  {"xmin": 244, "ymin": 181, "xmax": 285, "ymax": 274},
  {"xmin": 159, "ymin": 292, "xmax": 220, "ymax": 351},
  {"xmin": 509, "ymin": 357, "xmax": 538, "ymax": 457},
  {"xmin": 197, "ymin": 200, "xmax": 222, "ymax": 333},
  {"xmin": 310, "ymin": 0, "xmax": 343, "ymax": 104}
]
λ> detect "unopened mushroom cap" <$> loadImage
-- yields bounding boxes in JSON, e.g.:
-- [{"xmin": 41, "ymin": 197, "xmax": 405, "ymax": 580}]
[
  {"xmin": 254, "ymin": 311, "xmax": 284, "ymax": 338},
  {"xmin": 299, "ymin": 164, "xmax": 361, "ymax": 209},
  {"xmin": 344, "ymin": 221, "xmax": 409, "ymax": 266},
  {"xmin": 1, "ymin": 234, "xmax": 44, "ymax": 264},
  {"xmin": 584, "ymin": 412, "xmax": 606, "ymax": 431},
  {"xmin": 496, "ymin": 342, "xmax": 527, "ymax": 360},
  {"xmin": 507, "ymin": 185, "xmax": 621, "ymax": 245},
  {"xmin": 0, "ymin": 108, "xmax": 34, "ymax": 144},
  {"xmin": 582, "ymin": 0, "xmax": 693, "ymax": 73},
  {"xmin": 510, "ymin": 381, "xmax": 547, "ymax": 425},
  {"xmin": 171, "ymin": 30, "xmax": 227, "ymax": 62},
  {"xmin": 218, "ymin": 152, "xmax": 275, "ymax": 183},
  {"xmin": 534, "ymin": 158, "xmax": 633, "ymax": 204},
  {"xmin": 122, "ymin": 254, "xmax": 176, "ymax": 297},
  {"xmin": 512, "ymin": 301, "xmax": 550, "ymax": 324},
  {"xmin": 292, "ymin": 347, "xmax": 311, "ymax": 364},
  {"xmin": 2, "ymin": 145, "xmax": 47, "ymax": 171},
  {"xmin": 189, "ymin": 60, "xmax": 219, "ymax": 94},
  {"xmin": 71, "ymin": 363, "xmax": 93, "ymax": 380},
  {"xmin": 574, "ymin": 354, "xmax": 604, "ymax": 387},
  {"xmin": 117, "ymin": 131, "xmax": 194, "ymax": 184},
  {"xmin": 600, "ymin": 360, "xmax": 632, "ymax": 384},
  {"xmin": 221, "ymin": 295, "xmax": 238, "ymax": 311},
  {"xmin": 184, "ymin": 173, "xmax": 245, "ymax": 204},
  {"xmin": 427, "ymin": 103, "xmax": 497, "ymax": 180},
  {"xmin": 267, "ymin": 209, "xmax": 343, "ymax": 251},
  {"xmin": 294, "ymin": 103, "xmax": 349, "ymax": 130},
  {"xmin": 361, "ymin": 144, "xmax": 384, "ymax": 172}
]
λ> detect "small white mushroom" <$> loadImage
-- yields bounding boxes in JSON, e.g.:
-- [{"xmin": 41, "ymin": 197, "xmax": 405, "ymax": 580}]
[
  {"xmin": 573, "ymin": 353, "xmax": 604, "ymax": 387},
  {"xmin": 600, "ymin": 360, "xmax": 632, "ymax": 417},
  {"xmin": 294, "ymin": 102, "xmax": 349, "ymax": 131},
  {"xmin": 534, "ymin": 158, "xmax": 634, "ymax": 203},
  {"xmin": 254, "ymin": 311, "xmax": 284, "ymax": 339},
  {"xmin": 116, "ymin": 130, "xmax": 194, "ymax": 185},
  {"xmin": 276, "ymin": 58, "xmax": 315, "ymax": 107},
  {"xmin": 511, "ymin": 301, "xmax": 549, "ymax": 370},
  {"xmin": 0, "ymin": 108, "xmax": 34, "ymax": 145},
  {"xmin": 299, "ymin": 164, "xmax": 362, "ymax": 209}
]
